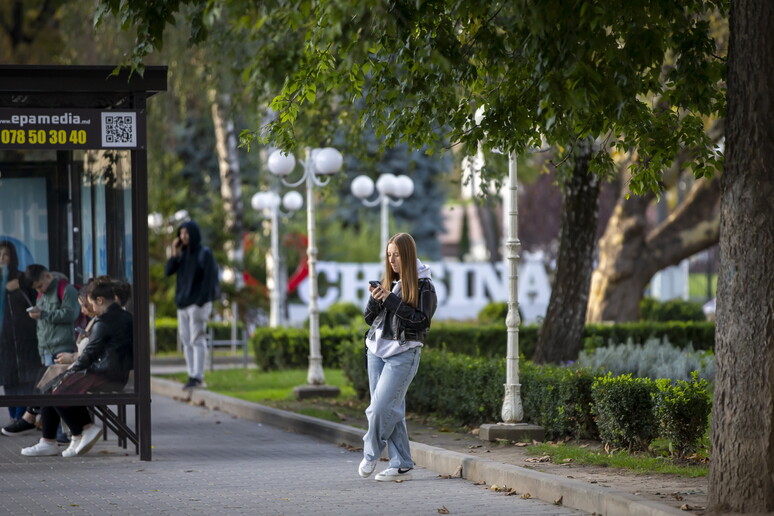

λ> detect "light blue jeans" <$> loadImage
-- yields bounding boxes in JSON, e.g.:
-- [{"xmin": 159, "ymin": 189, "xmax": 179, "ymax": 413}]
[
  {"xmin": 363, "ymin": 347, "xmax": 421, "ymax": 469},
  {"xmin": 177, "ymin": 302, "xmax": 212, "ymax": 381}
]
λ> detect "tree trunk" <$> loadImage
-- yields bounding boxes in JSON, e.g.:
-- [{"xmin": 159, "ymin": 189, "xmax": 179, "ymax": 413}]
[
  {"xmin": 533, "ymin": 140, "xmax": 600, "ymax": 364},
  {"xmin": 586, "ymin": 177, "xmax": 720, "ymax": 322},
  {"xmin": 210, "ymin": 91, "xmax": 245, "ymax": 288},
  {"xmin": 708, "ymin": 0, "xmax": 774, "ymax": 511}
]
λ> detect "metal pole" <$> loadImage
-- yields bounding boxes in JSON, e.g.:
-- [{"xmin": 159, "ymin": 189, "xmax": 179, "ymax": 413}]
[
  {"xmin": 269, "ymin": 204, "xmax": 281, "ymax": 327},
  {"xmin": 502, "ymin": 152, "xmax": 523, "ymax": 423},
  {"xmin": 380, "ymin": 194, "xmax": 389, "ymax": 251},
  {"xmin": 305, "ymin": 150, "xmax": 325, "ymax": 385}
]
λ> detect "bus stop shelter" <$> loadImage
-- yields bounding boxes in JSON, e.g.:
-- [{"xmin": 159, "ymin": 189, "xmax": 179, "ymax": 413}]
[{"xmin": 0, "ymin": 64, "xmax": 167, "ymax": 460}]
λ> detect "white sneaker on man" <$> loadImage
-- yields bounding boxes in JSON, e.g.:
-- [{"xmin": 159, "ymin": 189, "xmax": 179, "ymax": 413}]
[
  {"xmin": 61, "ymin": 435, "xmax": 82, "ymax": 458},
  {"xmin": 374, "ymin": 467, "xmax": 413, "ymax": 482},
  {"xmin": 74, "ymin": 425, "xmax": 103, "ymax": 456},
  {"xmin": 21, "ymin": 439, "xmax": 59, "ymax": 457},
  {"xmin": 358, "ymin": 458, "xmax": 378, "ymax": 478}
]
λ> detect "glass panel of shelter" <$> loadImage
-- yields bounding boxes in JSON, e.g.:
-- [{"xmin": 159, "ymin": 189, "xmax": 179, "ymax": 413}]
[{"xmin": 0, "ymin": 149, "xmax": 134, "ymax": 401}]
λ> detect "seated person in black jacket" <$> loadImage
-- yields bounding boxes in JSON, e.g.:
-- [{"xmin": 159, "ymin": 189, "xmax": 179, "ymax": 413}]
[{"xmin": 20, "ymin": 277, "xmax": 133, "ymax": 458}]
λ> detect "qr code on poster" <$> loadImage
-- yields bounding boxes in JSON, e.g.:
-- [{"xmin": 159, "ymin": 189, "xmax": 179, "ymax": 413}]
[{"xmin": 101, "ymin": 112, "xmax": 137, "ymax": 148}]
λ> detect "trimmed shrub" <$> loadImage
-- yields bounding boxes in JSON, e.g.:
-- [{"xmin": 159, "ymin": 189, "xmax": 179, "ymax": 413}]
[
  {"xmin": 424, "ymin": 322, "xmax": 539, "ymax": 360},
  {"xmin": 591, "ymin": 373, "xmax": 658, "ymax": 452},
  {"xmin": 408, "ymin": 350, "xmax": 504, "ymax": 425},
  {"xmin": 652, "ymin": 372, "xmax": 712, "ymax": 458},
  {"xmin": 640, "ymin": 297, "xmax": 706, "ymax": 322},
  {"xmin": 339, "ymin": 337, "xmax": 369, "ymax": 400},
  {"xmin": 316, "ymin": 302, "xmax": 364, "ymax": 328},
  {"xmin": 521, "ymin": 363, "xmax": 598, "ymax": 440},
  {"xmin": 249, "ymin": 326, "xmax": 362, "ymax": 370}
]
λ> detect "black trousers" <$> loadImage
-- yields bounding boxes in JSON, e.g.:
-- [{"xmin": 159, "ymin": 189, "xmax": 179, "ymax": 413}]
[{"xmin": 40, "ymin": 406, "xmax": 92, "ymax": 439}]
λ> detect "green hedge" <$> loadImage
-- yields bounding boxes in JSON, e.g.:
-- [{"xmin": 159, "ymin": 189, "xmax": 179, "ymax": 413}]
[
  {"xmin": 423, "ymin": 321, "xmax": 714, "ymax": 361},
  {"xmin": 591, "ymin": 373, "xmax": 659, "ymax": 452},
  {"xmin": 249, "ymin": 325, "xmax": 364, "ymax": 371},
  {"xmin": 639, "ymin": 297, "xmax": 706, "ymax": 322},
  {"xmin": 583, "ymin": 321, "xmax": 714, "ymax": 353},
  {"xmin": 340, "ymin": 346, "xmax": 710, "ymax": 453},
  {"xmin": 521, "ymin": 363, "xmax": 598, "ymax": 440}
]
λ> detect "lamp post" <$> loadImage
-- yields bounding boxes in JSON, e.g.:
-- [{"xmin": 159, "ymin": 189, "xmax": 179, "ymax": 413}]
[
  {"xmin": 251, "ymin": 189, "xmax": 303, "ymax": 327},
  {"xmin": 266, "ymin": 148, "xmax": 343, "ymax": 395},
  {"xmin": 351, "ymin": 173, "xmax": 415, "ymax": 250},
  {"xmin": 473, "ymin": 107, "xmax": 544, "ymax": 441}
]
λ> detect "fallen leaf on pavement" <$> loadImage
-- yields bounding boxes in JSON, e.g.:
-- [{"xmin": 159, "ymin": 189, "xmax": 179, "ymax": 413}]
[
  {"xmin": 525, "ymin": 455, "xmax": 552, "ymax": 463},
  {"xmin": 514, "ymin": 442, "xmax": 529, "ymax": 447},
  {"xmin": 520, "ymin": 493, "xmax": 532, "ymax": 499},
  {"xmin": 554, "ymin": 496, "xmax": 563, "ymax": 505},
  {"xmin": 437, "ymin": 506, "xmax": 450, "ymax": 514}
]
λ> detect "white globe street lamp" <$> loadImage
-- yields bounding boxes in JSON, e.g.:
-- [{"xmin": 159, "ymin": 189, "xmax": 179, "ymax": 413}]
[
  {"xmin": 251, "ymin": 190, "xmax": 303, "ymax": 327},
  {"xmin": 266, "ymin": 148, "xmax": 343, "ymax": 394},
  {"xmin": 351, "ymin": 173, "xmax": 415, "ymax": 251}
]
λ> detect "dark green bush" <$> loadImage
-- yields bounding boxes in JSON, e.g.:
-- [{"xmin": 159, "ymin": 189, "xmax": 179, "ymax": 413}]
[
  {"xmin": 339, "ymin": 337, "xmax": 369, "ymax": 400},
  {"xmin": 425, "ymin": 322, "xmax": 539, "ymax": 360},
  {"xmin": 591, "ymin": 373, "xmax": 658, "ymax": 452},
  {"xmin": 583, "ymin": 321, "xmax": 714, "ymax": 354},
  {"xmin": 338, "ymin": 343, "xmax": 711, "ymax": 445},
  {"xmin": 408, "ymin": 350, "xmax": 505, "ymax": 425},
  {"xmin": 249, "ymin": 326, "xmax": 362, "ymax": 370},
  {"xmin": 640, "ymin": 297, "xmax": 706, "ymax": 322},
  {"xmin": 652, "ymin": 372, "xmax": 711, "ymax": 458},
  {"xmin": 316, "ymin": 302, "xmax": 364, "ymax": 328},
  {"xmin": 521, "ymin": 363, "xmax": 598, "ymax": 440}
]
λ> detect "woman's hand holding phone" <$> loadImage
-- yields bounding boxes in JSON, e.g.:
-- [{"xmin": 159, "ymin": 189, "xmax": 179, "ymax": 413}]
[{"xmin": 369, "ymin": 280, "xmax": 388, "ymax": 301}]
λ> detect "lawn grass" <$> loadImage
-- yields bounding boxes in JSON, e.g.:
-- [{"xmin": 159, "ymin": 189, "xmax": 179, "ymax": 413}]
[
  {"xmin": 163, "ymin": 368, "xmax": 357, "ymax": 402},
  {"xmin": 526, "ymin": 441, "xmax": 708, "ymax": 477}
]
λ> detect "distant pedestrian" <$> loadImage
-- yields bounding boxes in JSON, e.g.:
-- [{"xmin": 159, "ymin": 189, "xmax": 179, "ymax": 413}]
[
  {"xmin": 359, "ymin": 233, "xmax": 437, "ymax": 482},
  {"xmin": 164, "ymin": 220, "xmax": 219, "ymax": 390}
]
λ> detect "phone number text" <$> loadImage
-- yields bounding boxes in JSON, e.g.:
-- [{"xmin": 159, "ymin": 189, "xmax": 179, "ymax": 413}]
[{"xmin": 0, "ymin": 129, "xmax": 88, "ymax": 145}]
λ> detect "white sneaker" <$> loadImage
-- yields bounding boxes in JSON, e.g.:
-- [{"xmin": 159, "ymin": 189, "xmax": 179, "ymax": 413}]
[
  {"xmin": 21, "ymin": 439, "xmax": 59, "ymax": 457},
  {"xmin": 74, "ymin": 425, "xmax": 103, "ymax": 456},
  {"xmin": 375, "ymin": 467, "xmax": 413, "ymax": 482},
  {"xmin": 358, "ymin": 458, "xmax": 378, "ymax": 478},
  {"xmin": 61, "ymin": 435, "xmax": 82, "ymax": 458}
]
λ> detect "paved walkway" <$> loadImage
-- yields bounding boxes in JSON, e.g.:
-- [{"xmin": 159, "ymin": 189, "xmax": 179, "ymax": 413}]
[{"xmin": 0, "ymin": 394, "xmax": 585, "ymax": 516}]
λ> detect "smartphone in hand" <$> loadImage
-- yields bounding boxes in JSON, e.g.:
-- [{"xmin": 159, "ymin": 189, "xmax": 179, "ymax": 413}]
[
  {"xmin": 369, "ymin": 280, "xmax": 381, "ymax": 289},
  {"xmin": 26, "ymin": 306, "xmax": 37, "ymax": 313}
]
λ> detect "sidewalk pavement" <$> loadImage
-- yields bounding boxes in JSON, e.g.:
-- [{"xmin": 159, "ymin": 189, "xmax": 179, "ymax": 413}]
[
  {"xmin": 150, "ymin": 376, "xmax": 688, "ymax": 516},
  {"xmin": 0, "ymin": 390, "xmax": 584, "ymax": 516}
]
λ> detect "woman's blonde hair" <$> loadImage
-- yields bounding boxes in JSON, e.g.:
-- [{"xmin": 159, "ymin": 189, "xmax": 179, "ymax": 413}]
[{"xmin": 382, "ymin": 233, "xmax": 419, "ymax": 307}]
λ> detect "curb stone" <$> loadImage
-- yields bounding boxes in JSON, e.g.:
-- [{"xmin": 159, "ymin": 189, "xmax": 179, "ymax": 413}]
[{"xmin": 151, "ymin": 377, "xmax": 686, "ymax": 516}]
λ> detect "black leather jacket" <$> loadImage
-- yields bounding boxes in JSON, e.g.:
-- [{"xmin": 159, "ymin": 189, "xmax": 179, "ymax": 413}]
[
  {"xmin": 365, "ymin": 278, "xmax": 437, "ymax": 344},
  {"xmin": 70, "ymin": 303, "xmax": 133, "ymax": 383}
]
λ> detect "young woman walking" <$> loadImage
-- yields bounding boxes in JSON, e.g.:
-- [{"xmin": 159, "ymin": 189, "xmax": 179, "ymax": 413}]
[{"xmin": 359, "ymin": 233, "xmax": 437, "ymax": 482}]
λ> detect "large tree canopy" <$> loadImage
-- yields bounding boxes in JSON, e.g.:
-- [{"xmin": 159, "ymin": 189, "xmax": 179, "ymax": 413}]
[{"xmin": 99, "ymin": 0, "xmax": 725, "ymax": 193}]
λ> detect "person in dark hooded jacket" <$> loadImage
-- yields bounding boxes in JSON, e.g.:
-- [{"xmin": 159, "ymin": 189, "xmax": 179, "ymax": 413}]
[
  {"xmin": 164, "ymin": 220, "xmax": 219, "ymax": 389},
  {"xmin": 0, "ymin": 240, "xmax": 41, "ymax": 423}
]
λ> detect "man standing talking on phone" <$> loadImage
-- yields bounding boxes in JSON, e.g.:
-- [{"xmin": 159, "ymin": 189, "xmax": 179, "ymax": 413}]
[{"xmin": 164, "ymin": 220, "xmax": 219, "ymax": 390}]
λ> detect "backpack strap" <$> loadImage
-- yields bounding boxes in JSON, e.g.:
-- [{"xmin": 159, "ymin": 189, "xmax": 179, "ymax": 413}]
[{"xmin": 57, "ymin": 278, "xmax": 68, "ymax": 301}]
